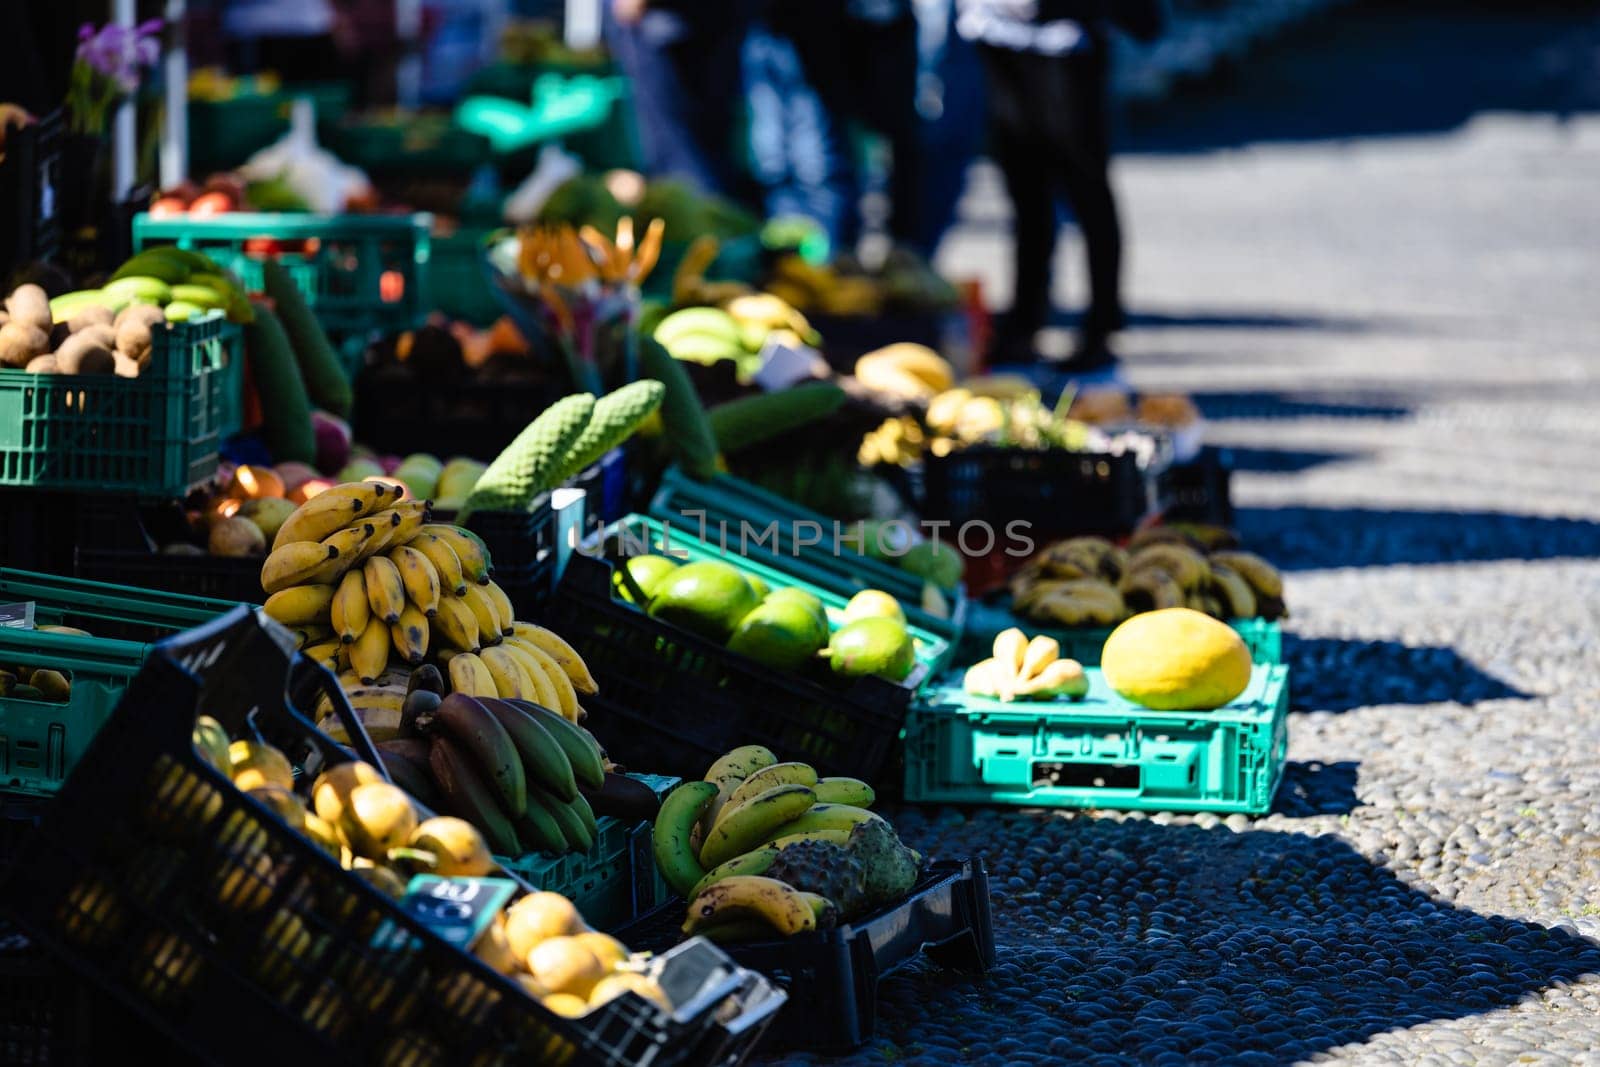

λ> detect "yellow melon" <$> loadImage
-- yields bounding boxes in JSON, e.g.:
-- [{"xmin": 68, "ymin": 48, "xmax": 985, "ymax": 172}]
[{"xmin": 1101, "ymin": 608, "xmax": 1252, "ymax": 710}]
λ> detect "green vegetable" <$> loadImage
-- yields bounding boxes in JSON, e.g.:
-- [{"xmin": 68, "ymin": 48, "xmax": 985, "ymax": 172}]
[
  {"xmin": 243, "ymin": 301, "xmax": 316, "ymax": 463},
  {"xmin": 708, "ymin": 382, "xmax": 847, "ymax": 454},
  {"xmin": 260, "ymin": 257, "xmax": 351, "ymax": 417},
  {"xmin": 549, "ymin": 379, "xmax": 665, "ymax": 485},
  {"xmin": 461, "ymin": 393, "xmax": 596, "ymax": 519},
  {"xmin": 639, "ymin": 335, "xmax": 719, "ymax": 480}
]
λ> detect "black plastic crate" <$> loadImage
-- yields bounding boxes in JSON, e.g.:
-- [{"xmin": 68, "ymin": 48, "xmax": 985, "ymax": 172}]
[
  {"xmin": 920, "ymin": 447, "xmax": 1158, "ymax": 538},
  {"xmin": 0, "ymin": 108, "xmax": 63, "ymax": 267},
  {"xmin": 614, "ymin": 860, "xmax": 994, "ymax": 1053},
  {"xmin": 540, "ymin": 555, "xmax": 912, "ymax": 784},
  {"xmin": 351, "ymin": 363, "xmax": 563, "ymax": 463},
  {"xmin": 811, "ymin": 310, "xmax": 952, "ymax": 374},
  {"xmin": 73, "ymin": 498, "xmax": 260, "ymax": 606},
  {"xmin": 1158, "ymin": 445, "xmax": 1235, "ymax": 526},
  {"xmin": 432, "ymin": 495, "xmax": 559, "ymax": 617},
  {"xmin": 0, "ymin": 606, "xmax": 782, "ymax": 1067}
]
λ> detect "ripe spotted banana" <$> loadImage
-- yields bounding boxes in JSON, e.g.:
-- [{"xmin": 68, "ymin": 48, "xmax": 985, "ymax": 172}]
[
  {"xmin": 699, "ymin": 784, "xmax": 817, "ymax": 869},
  {"xmin": 359, "ymin": 500, "xmax": 430, "ymax": 563},
  {"xmin": 272, "ymin": 482, "xmax": 399, "ymax": 550},
  {"xmin": 362, "ymin": 556, "xmax": 406, "ymax": 625},
  {"xmin": 769, "ymin": 828, "xmax": 854, "ymax": 850},
  {"xmin": 349, "ymin": 616, "xmax": 392, "ymax": 684},
  {"xmin": 723, "ymin": 763, "xmax": 818, "ymax": 813},
  {"xmin": 504, "ymin": 638, "xmax": 578, "ymax": 720},
  {"xmin": 432, "ymin": 596, "xmax": 481, "ymax": 653},
  {"xmin": 445, "ymin": 651, "xmax": 496, "ymax": 697},
  {"xmin": 407, "ymin": 533, "xmax": 467, "ymax": 597},
  {"xmin": 301, "ymin": 637, "xmax": 343, "ymax": 672},
  {"xmin": 750, "ymin": 803, "xmax": 882, "ymax": 850},
  {"xmin": 478, "ymin": 645, "xmax": 532, "ymax": 700},
  {"xmin": 309, "ymin": 521, "xmax": 377, "ymax": 586},
  {"xmin": 496, "ymin": 642, "xmax": 562, "ymax": 710},
  {"xmin": 390, "ymin": 603, "xmax": 430, "ymax": 665},
  {"xmin": 1208, "ymin": 550, "xmax": 1283, "ymax": 599},
  {"xmin": 652, "ymin": 781, "xmax": 718, "ymax": 898},
  {"xmin": 419, "ymin": 525, "xmax": 492, "ymax": 585},
  {"xmin": 388, "ymin": 544, "xmax": 441, "ymax": 617},
  {"xmin": 260, "ymin": 541, "xmax": 339, "ymax": 595},
  {"xmin": 263, "ymin": 584, "xmax": 336, "ymax": 627},
  {"xmin": 508, "ymin": 623, "xmax": 597, "ymax": 695},
  {"xmin": 481, "ymin": 582, "xmax": 515, "ymax": 638},
  {"xmin": 682, "ymin": 876, "xmax": 816, "ymax": 937},
  {"xmin": 332, "ymin": 569, "xmax": 370, "ymax": 644},
  {"xmin": 690, "ymin": 847, "xmax": 781, "ymax": 901},
  {"xmin": 458, "ymin": 586, "xmax": 503, "ymax": 649}
]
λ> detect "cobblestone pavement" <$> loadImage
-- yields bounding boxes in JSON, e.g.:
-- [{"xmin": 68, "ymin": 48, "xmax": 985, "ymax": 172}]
[{"xmin": 761, "ymin": 4, "xmax": 1600, "ymax": 1064}]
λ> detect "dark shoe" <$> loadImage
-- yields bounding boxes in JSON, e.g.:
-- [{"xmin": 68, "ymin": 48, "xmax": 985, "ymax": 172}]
[{"xmin": 1055, "ymin": 337, "xmax": 1120, "ymax": 375}]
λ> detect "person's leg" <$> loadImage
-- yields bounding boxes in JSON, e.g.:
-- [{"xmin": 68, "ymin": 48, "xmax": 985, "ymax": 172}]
[
  {"xmin": 979, "ymin": 46, "xmax": 1057, "ymax": 362},
  {"xmin": 603, "ymin": 11, "xmax": 725, "ymax": 192},
  {"xmin": 1051, "ymin": 44, "xmax": 1125, "ymax": 350},
  {"xmin": 848, "ymin": 16, "xmax": 923, "ymax": 249},
  {"xmin": 772, "ymin": 2, "xmax": 862, "ymax": 251},
  {"xmin": 673, "ymin": 12, "xmax": 750, "ymax": 195}
]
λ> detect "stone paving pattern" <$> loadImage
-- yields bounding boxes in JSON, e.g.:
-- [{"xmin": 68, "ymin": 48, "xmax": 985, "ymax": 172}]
[{"xmin": 762, "ymin": 5, "xmax": 1600, "ymax": 1063}]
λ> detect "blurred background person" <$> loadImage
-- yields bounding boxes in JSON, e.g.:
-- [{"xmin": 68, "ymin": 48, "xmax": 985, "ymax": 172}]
[
  {"xmin": 959, "ymin": 0, "xmax": 1162, "ymax": 370},
  {"xmin": 603, "ymin": 0, "xmax": 751, "ymax": 196},
  {"xmin": 748, "ymin": 0, "xmax": 924, "ymax": 256},
  {"xmin": 221, "ymin": 0, "xmax": 345, "ymax": 85}
]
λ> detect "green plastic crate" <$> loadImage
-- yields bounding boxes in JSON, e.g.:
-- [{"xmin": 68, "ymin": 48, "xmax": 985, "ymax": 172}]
[
  {"xmin": 0, "ymin": 569, "xmax": 237, "ymax": 798},
  {"xmin": 132, "ymin": 212, "xmax": 433, "ymax": 373},
  {"xmin": 959, "ymin": 600, "xmax": 1282, "ymax": 666},
  {"xmin": 0, "ymin": 312, "xmax": 239, "ymax": 497},
  {"xmin": 431, "ymin": 226, "xmax": 501, "ymax": 325},
  {"xmin": 903, "ymin": 664, "xmax": 1290, "ymax": 815},
  {"xmin": 649, "ymin": 468, "xmax": 965, "ymax": 669},
  {"xmin": 495, "ymin": 774, "xmax": 678, "ymax": 931},
  {"xmin": 601, "ymin": 514, "xmax": 951, "ymax": 684},
  {"xmin": 321, "ymin": 116, "xmax": 492, "ymax": 178}
]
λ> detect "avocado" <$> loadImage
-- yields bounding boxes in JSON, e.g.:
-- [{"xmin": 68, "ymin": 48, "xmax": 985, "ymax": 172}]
[
  {"xmin": 826, "ymin": 617, "xmax": 915, "ymax": 682},
  {"xmin": 843, "ymin": 589, "xmax": 905, "ymax": 625},
  {"xmin": 616, "ymin": 554, "xmax": 680, "ymax": 605},
  {"xmin": 647, "ymin": 560, "xmax": 761, "ymax": 641},
  {"xmin": 746, "ymin": 574, "xmax": 770, "ymax": 600},
  {"xmin": 900, "ymin": 541, "xmax": 964, "ymax": 590},
  {"xmin": 762, "ymin": 587, "xmax": 829, "ymax": 633},
  {"xmin": 727, "ymin": 598, "xmax": 828, "ymax": 671}
]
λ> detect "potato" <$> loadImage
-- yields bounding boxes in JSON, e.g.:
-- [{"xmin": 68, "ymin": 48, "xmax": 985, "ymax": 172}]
[
  {"xmin": 114, "ymin": 303, "xmax": 166, "ymax": 329},
  {"xmin": 113, "ymin": 353, "xmax": 141, "ymax": 378},
  {"xmin": 26, "ymin": 354, "xmax": 58, "ymax": 374},
  {"xmin": 54, "ymin": 332, "xmax": 116, "ymax": 375},
  {"xmin": 4, "ymin": 284, "xmax": 51, "ymax": 333},
  {"xmin": 116, "ymin": 318, "xmax": 157, "ymax": 368},
  {"xmin": 67, "ymin": 305, "xmax": 115, "ymax": 333},
  {"xmin": 74, "ymin": 324, "xmax": 116, "ymax": 351},
  {"xmin": 0, "ymin": 321, "xmax": 49, "ymax": 367}
]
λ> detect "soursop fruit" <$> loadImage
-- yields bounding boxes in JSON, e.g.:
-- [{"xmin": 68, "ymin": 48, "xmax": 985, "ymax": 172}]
[
  {"xmin": 847, "ymin": 819, "xmax": 921, "ymax": 908},
  {"xmin": 767, "ymin": 841, "xmax": 869, "ymax": 921}
]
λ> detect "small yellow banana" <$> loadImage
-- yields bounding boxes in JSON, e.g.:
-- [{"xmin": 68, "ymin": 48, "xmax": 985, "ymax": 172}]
[
  {"xmin": 407, "ymin": 533, "xmax": 467, "ymax": 596},
  {"xmin": 419, "ymin": 524, "xmax": 492, "ymax": 585},
  {"xmin": 496, "ymin": 642, "xmax": 562, "ymax": 711},
  {"xmin": 724, "ymin": 763, "xmax": 819, "ymax": 812},
  {"xmin": 362, "ymin": 556, "xmax": 406, "ymax": 625},
  {"xmin": 331, "ymin": 569, "xmax": 370, "ymax": 644},
  {"xmin": 506, "ymin": 638, "xmax": 579, "ymax": 721},
  {"xmin": 272, "ymin": 481, "xmax": 396, "ymax": 549},
  {"xmin": 458, "ymin": 585, "xmax": 503, "ymax": 648},
  {"xmin": 1020, "ymin": 635, "xmax": 1059, "ymax": 682},
  {"xmin": 388, "ymin": 544, "xmax": 441, "ymax": 617},
  {"xmin": 260, "ymin": 541, "xmax": 339, "ymax": 595},
  {"xmin": 682, "ymin": 876, "xmax": 816, "ymax": 937},
  {"xmin": 263, "ymin": 584, "xmax": 337, "ymax": 627},
  {"xmin": 508, "ymin": 622, "xmax": 597, "ymax": 695},
  {"xmin": 431, "ymin": 595, "xmax": 481, "ymax": 653},
  {"xmin": 446, "ymin": 652, "xmax": 497, "ymax": 697},
  {"xmin": 349, "ymin": 616, "xmax": 392, "ymax": 684},
  {"xmin": 481, "ymin": 581, "xmax": 516, "ymax": 637},
  {"xmin": 300, "ymin": 637, "xmax": 343, "ymax": 672},
  {"xmin": 389, "ymin": 603, "xmax": 430, "ymax": 665}
]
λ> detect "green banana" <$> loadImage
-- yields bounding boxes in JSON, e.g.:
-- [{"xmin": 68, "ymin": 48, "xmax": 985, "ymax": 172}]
[
  {"xmin": 506, "ymin": 699, "xmax": 606, "ymax": 791},
  {"xmin": 428, "ymin": 734, "xmax": 518, "ymax": 855},
  {"xmin": 690, "ymin": 846, "xmax": 780, "ymax": 901},
  {"xmin": 751, "ymin": 803, "xmax": 882, "ymax": 850},
  {"xmin": 515, "ymin": 793, "xmax": 571, "ymax": 854},
  {"xmin": 652, "ymin": 781, "xmax": 719, "ymax": 898},
  {"xmin": 813, "ymin": 777, "xmax": 875, "ymax": 808},
  {"xmin": 479, "ymin": 697, "xmax": 578, "ymax": 803},
  {"xmin": 539, "ymin": 787, "xmax": 594, "ymax": 853},
  {"xmin": 724, "ymin": 762, "xmax": 818, "ymax": 812}
]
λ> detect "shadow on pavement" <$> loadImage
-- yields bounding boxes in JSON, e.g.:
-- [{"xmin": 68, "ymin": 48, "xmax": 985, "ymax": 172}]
[
  {"xmin": 869, "ymin": 816, "xmax": 1600, "ymax": 1065},
  {"xmin": 1223, "ymin": 446, "xmax": 1367, "ymax": 474},
  {"xmin": 1123, "ymin": 1, "xmax": 1600, "ymax": 154},
  {"xmin": 1285, "ymin": 637, "xmax": 1527, "ymax": 714},
  {"xmin": 1193, "ymin": 391, "xmax": 1414, "ymax": 422},
  {"xmin": 1273, "ymin": 759, "xmax": 1362, "ymax": 817},
  {"xmin": 1237, "ymin": 505, "xmax": 1600, "ymax": 570}
]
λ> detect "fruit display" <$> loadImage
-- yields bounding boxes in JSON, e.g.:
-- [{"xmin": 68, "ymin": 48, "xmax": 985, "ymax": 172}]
[
  {"xmin": 0, "ymin": 254, "xmax": 248, "ymax": 377},
  {"xmin": 962, "ymin": 628, "xmax": 1089, "ymax": 702},
  {"xmin": 1009, "ymin": 531, "xmax": 1287, "ymax": 626},
  {"xmin": 650, "ymin": 262, "xmax": 825, "ymax": 379},
  {"xmin": 651, "ymin": 745, "xmax": 921, "ymax": 941},
  {"xmin": 254, "ymin": 480, "xmax": 634, "ymax": 856},
  {"xmin": 765, "ymin": 250, "xmax": 958, "ymax": 318},
  {"xmin": 1100, "ymin": 607, "xmax": 1255, "ymax": 711},
  {"xmin": 177, "ymin": 714, "xmax": 673, "ymax": 1019},
  {"xmin": 617, "ymin": 554, "xmax": 917, "ymax": 683},
  {"xmin": 0, "ymin": 624, "xmax": 91, "ymax": 703},
  {"xmin": 147, "ymin": 169, "xmax": 310, "ymax": 216}
]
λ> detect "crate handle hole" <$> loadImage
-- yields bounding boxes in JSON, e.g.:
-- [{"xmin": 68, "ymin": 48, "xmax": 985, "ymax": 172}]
[{"xmin": 1033, "ymin": 762, "xmax": 1140, "ymax": 790}]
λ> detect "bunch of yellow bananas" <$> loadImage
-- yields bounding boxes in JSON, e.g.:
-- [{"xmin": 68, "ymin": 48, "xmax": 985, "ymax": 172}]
[
  {"xmin": 651, "ymin": 745, "xmax": 921, "ymax": 941},
  {"xmin": 963, "ymin": 628, "xmax": 1088, "ymax": 702}
]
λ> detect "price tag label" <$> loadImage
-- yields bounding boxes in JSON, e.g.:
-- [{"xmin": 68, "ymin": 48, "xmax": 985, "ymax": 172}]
[
  {"xmin": 399, "ymin": 876, "xmax": 517, "ymax": 951},
  {"xmin": 0, "ymin": 602, "xmax": 36, "ymax": 629},
  {"xmin": 753, "ymin": 337, "xmax": 825, "ymax": 392}
]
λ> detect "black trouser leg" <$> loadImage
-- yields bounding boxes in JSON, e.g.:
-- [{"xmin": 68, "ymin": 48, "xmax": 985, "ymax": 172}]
[
  {"xmin": 849, "ymin": 17, "xmax": 923, "ymax": 248},
  {"xmin": 980, "ymin": 46, "xmax": 1058, "ymax": 355},
  {"xmin": 1051, "ymin": 48, "xmax": 1124, "ymax": 338}
]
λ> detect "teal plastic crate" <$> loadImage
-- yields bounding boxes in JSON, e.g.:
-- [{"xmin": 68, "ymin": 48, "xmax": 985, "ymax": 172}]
[
  {"xmin": 132, "ymin": 212, "xmax": 433, "ymax": 372},
  {"xmin": 431, "ymin": 225, "xmax": 501, "ymax": 325},
  {"xmin": 0, "ymin": 570, "xmax": 236, "ymax": 798},
  {"xmin": 649, "ymin": 467, "xmax": 965, "ymax": 671},
  {"xmin": 959, "ymin": 600, "xmax": 1282, "ymax": 666},
  {"xmin": 0, "ymin": 312, "xmax": 239, "ymax": 497},
  {"xmin": 903, "ymin": 664, "xmax": 1290, "ymax": 815},
  {"xmin": 599, "ymin": 514, "xmax": 951, "ymax": 685},
  {"xmin": 495, "ymin": 774, "xmax": 678, "ymax": 931}
]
